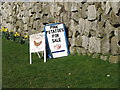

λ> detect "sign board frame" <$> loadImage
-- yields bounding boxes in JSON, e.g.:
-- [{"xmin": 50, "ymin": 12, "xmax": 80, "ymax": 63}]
[
  {"xmin": 29, "ymin": 32, "xmax": 46, "ymax": 64},
  {"xmin": 44, "ymin": 23, "xmax": 70, "ymax": 58}
]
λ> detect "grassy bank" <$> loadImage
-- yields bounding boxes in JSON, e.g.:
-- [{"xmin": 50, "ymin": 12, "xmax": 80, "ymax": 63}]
[{"xmin": 2, "ymin": 37, "xmax": 118, "ymax": 88}]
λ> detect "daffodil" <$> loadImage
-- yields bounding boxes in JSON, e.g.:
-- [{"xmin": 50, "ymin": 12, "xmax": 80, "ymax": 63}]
[
  {"xmin": 0, "ymin": 29, "xmax": 2, "ymax": 32},
  {"xmin": 10, "ymin": 30, "xmax": 14, "ymax": 32},
  {"xmin": 24, "ymin": 35, "xmax": 28, "ymax": 38},
  {"xmin": 3, "ymin": 28, "xmax": 8, "ymax": 32},
  {"xmin": 14, "ymin": 32, "xmax": 20, "ymax": 37},
  {"xmin": 0, "ymin": 27, "xmax": 5, "ymax": 32}
]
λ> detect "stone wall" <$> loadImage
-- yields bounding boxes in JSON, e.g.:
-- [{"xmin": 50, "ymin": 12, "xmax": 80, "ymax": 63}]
[{"xmin": 0, "ymin": 2, "xmax": 120, "ymax": 63}]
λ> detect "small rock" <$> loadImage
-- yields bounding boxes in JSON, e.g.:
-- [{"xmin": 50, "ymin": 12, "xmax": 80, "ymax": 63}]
[
  {"xmin": 109, "ymin": 56, "xmax": 119, "ymax": 63},
  {"xmin": 100, "ymin": 55, "xmax": 108, "ymax": 61}
]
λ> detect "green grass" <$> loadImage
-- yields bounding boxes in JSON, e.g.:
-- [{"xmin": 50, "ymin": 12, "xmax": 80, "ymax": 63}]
[{"xmin": 2, "ymin": 37, "xmax": 118, "ymax": 88}]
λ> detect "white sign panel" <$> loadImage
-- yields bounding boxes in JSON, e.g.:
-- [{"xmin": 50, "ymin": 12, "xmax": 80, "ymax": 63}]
[
  {"xmin": 30, "ymin": 33, "xmax": 45, "ymax": 53},
  {"xmin": 45, "ymin": 23, "xmax": 69, "ymax": 58}
]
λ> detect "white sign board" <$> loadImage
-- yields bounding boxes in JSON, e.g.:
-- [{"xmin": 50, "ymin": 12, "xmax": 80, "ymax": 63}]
[
  {"xmin": 44, "ymin": 23, "xmax": 69, "ymax": 58},
  {"xmin": 29, "ymin": 33, "xmax": 46, "ymax": 64}
]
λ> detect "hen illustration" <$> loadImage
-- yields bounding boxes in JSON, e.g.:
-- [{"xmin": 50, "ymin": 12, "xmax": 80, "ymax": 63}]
[{"xmin": 34, "ymin": 40, "xmax": 42, "ymax": 47}]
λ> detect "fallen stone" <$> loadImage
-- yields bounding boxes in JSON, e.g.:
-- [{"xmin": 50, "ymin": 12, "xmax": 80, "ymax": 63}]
[
  {"xmin": 109, "ymin": 55, "xmax": 119, "ymax": 63},
  {"xmin": 100, "ymin": 55, "xmax": 108, "ymax": 61},
  {"xmin": 92, "ymin": 53, "xmax": 100, "ymax": 59}
]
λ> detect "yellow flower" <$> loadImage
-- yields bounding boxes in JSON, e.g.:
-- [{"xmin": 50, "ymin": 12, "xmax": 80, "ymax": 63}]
[
  {"xmin": 0, "ymin": 29, "xmax": 2, "ymax": 32},
  {"xmin": 3, "ymin": 28, "xmax": 8, "ymax": 32},
  {"xmin": 24, "ymin": 35, "xmax": 28, "ymax": 38},
  {"xmin": 10, "ymin": 30, "xmax": 14, "ymax": 32},
  {"xmin": 0, "ymin": 27, "xmax": 5, "ymax": 32},
  {"xmin": 14, "ymin": 32, "xmax": 20, "ymax": 37},
  {"xmin": 14, "ymin": 34, "xmax": 17, "ymax": 36}
]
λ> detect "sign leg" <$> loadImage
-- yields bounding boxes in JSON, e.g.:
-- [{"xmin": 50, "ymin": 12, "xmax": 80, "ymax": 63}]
[
  {"xmin": 44, "ymin": 49, "xmax": 46, "ymax": 62},
  {"xmin": 37, "ymin": 52, "xmax": 41, "ymax": 58},
  {"xmin": 30, "ymin": 52, "xmax": 32, "ymax": 64}
]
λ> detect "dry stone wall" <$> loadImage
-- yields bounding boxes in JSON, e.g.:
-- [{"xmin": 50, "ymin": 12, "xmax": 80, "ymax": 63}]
[{"xmin": 0, "ymin": 2, "xmax": 120, "ymax": 63}]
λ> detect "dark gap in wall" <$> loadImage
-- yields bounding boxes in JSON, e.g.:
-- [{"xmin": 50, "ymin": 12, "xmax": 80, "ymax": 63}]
[
  {"xmin": 73, "ymin": 19, "xmax": 79, "ymax": 24},
  {"xmin": 103, "ymin": 2, "xmax": 106, "ymax": 4},
  {"xmin": 116, "ymin": 8, "xmax": 120, "ymax": 16},
  {"xmin": 75, "ymin": 31, "xmax": 80, "ymax": 37},
  {"xmin": 39, "ymin": 11, "xmax": 42, "ymax": 13},
  {"xmin": 109, "ymin": 31, "xmax": 115, "ymax": 41},
  {"xmin": 30, "ymin": 15, "xmax": 33, "ymax": 17},
  {"xmin": 118, "ymin": 41, "xmax": 120, "ymax": 46},
  {"xmin": 72, "ymin": 10, "xmax": 78, "ymax": 13},
  {"xmin": 98, "ymin": 36, "xmax": 103, "ymax": 39},
  {"xmin": 43, "ymin": 23, "xmax": 48, "ymax": 25},
  {"xmin": 31, "ymin": 12, "xmax": 36, "ymax": 14},
  {"xmin": 34, "ymin": 28, "xmax": 36, "ymax": 30},
  {"xmin": 113, "ymin": 24, "xmax": 120, "ymax": 28},
  {"xmin": 98, "ymin": 14, "xmax": 102, "ymax": 22},
  {"xmin": 108, "ymin": 7, "xmax": 112, "ymax": 15},
  {"xmin": 81, "ymin": 0, "xmax": 87, "ymax": 4},
  {"xmin": 88, "ymin": 33, "xmax": 91, "ymax": 38},
  {"xmin": 110, "ymin": 31, "xmax": 115, "ymax": 37},
  {"xmin": 36, "ymin": 18, "xmax": 41, "ymax": 20},
  {"xmin": 43, "ymin": 14, "xmax": 48, "ymax": 16},
  {"xmin": 88, "ymin": 19, "xmax": 97, "ymax": 22},
  {"xmin": 103, "ymin": 22, "xmax": 106, "ymax": 28}
]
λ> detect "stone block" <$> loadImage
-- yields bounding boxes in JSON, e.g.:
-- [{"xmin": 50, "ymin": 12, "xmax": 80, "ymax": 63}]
[
  {"xmin": 105, "ymin": 1, "xmax": 111, "ymax": 14},
  {"xmin": 100, "ymin": 55, "xmax": 108, "ymax": 61},
  {"xmin": 111, "ymin": 36, "xmax": 119, "ymax": 55},
  {"xmin": 88, "ymin": 37, "xmax": 101, "ymax": 53},
  {"xmin": 110, "ymin": 2, "xmax": 119, "ymax": 14},
  {"xmin": 101, "ymin": 36, "xmax": 110, "ymax": 55},
  {"xmin": 87, "ymin": 5, "xmax": 97, "ymax": 20},
  {"xmin": 81, "ymin": 3, "xmax": 87, "ymax": 19},
  {"xmin": 71, "ymin": 2, "xmax": 78, "ymax": 12},
  {"xmin": 70, "ymin": 46, "xmax": 76, "ymax": 55},
  {"xmin": 109, "ymin": 10, "xmax": 120, "ymax": 26},
  {"xmin": 75, "ymin": 35, "xmax": 82, "ymax": 47},
  {"xmin": 82, "ymin": 35, "xmax": 89, "ymax": 50}
]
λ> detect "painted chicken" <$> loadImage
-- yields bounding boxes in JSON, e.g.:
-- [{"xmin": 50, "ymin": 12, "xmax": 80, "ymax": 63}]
[{"xmin": 34, "ymin": 40, "xmax": 42, "ymax": 47}]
